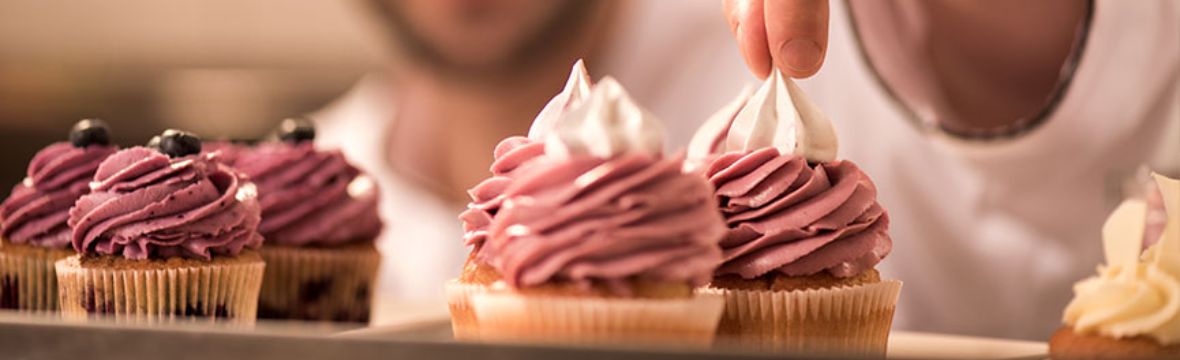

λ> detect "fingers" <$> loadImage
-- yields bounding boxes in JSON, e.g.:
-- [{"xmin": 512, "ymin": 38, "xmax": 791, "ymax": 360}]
[
  {"xmin": 764, "ymin": 0, "xmax": 829, "ymax": 78},
  {"xmin": 725, "ymin": 0, "xmax": 774, "ymax": 79}
]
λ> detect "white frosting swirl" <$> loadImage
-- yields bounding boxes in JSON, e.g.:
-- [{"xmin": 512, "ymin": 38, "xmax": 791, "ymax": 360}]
[
  {"xmin": 544, "ymin": 77, "xmax": 664, "ymax": 159},
  {"xmin": 686, "ymin": 70, "xmax": 837, "ymax": 168},
  {"xmin": 685, "ymin": 85, "xmax": 754, "ymax": 171},
  {"xmin": 1063, "ymin": 173, "xmax": 1180, "ymax": 344},
  {"xmin": 528, "ymin": 59, "xmax": 592, "ymax": 140}
]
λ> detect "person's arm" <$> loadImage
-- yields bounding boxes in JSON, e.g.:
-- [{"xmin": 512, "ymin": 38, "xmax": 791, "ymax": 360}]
[{"xmin": 723, "ymin": 0, "xmax": 828, "ymax": 79}]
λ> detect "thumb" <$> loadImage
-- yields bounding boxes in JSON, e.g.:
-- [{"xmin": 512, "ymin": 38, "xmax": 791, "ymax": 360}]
[{"xmin": 764, "ymin": 0, "xmax": 829, "ymax": 78}]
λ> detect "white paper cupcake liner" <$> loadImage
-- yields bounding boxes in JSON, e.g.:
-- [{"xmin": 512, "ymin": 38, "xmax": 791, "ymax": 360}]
[
  {"xmin": 0, "ymin": 243, "xmax": 74, "ymax": 311},
  {"xmin": 257, "ymin": 244, "xmax": 380, "ymax": 323},
  {"xmin": 445, "ymin": 280, "xmax": 487, "ymax": 340},
  {"xmin": 55, "ymin": 254, "xmax": 265, "ymax": 325},
  {"xmin": 469, "ymin": 290, "xmax": 725, "ymax": 347},
  {"xmin": 703, "ymin": 279, "xmax": 903, "ymax": 357}
]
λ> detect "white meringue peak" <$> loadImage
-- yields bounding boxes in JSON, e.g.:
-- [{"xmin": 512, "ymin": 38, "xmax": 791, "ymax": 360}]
[
  {"xmin": 528, "ymin": 59, "xmax": 593, "ymax": 140},
  {"xmin": 545, "ymin": 77, "xmax": 664, "ymax": 159}
]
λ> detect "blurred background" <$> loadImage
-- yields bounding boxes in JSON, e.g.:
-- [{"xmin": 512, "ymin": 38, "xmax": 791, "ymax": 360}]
[{"xmin": 0, "ymin": 0, "xmax": 386, "ymax": 195}]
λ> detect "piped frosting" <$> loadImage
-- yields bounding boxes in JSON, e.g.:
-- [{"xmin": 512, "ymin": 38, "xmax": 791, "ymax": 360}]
[
  {"xmin": 687, "ymin": 70, "xmax": 837, "ymax": 169},
  {"xmin": 1063, "ymin": 173, "xmax": 1180, "ymax": 344},
  {"xmin": 527, "ymin": 59, "xmax": 593, "ymax": 141},
  {"xmin": 544, "ymin": 77, "xmax": 664, "ymax": 160}
]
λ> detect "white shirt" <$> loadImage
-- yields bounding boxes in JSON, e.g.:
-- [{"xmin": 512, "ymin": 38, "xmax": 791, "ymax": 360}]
[{"xmin": 314, "ymin": 0, "xmax": 1180, "ymax": 340}]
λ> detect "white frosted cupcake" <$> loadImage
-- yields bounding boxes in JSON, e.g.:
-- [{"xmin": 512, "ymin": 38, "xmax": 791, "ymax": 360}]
[{"xmin": 1051, "ymin": 173, "xmax": 1180, "ymax": 360}]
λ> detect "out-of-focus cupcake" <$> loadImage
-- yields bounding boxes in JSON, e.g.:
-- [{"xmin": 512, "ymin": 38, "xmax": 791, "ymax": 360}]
[
  {"xmin": 1050, "ymin": 173, "xmax": 1180, "ymax": 360},
  {"xmin": 449, "ymin": 60, "xmax": 590, "ymax": 338},
  {"xmin": 687, "ymin": 70, "xmax": 901, "ymax": 356},
  {"xmin": 0, "ymin": 120, "xmax": 117, "ymax": 311},
  {"xmin": 202, "ymin": 140, "xmax": 249, "ymax": 165},
  {"xmin": 231, "ymin": 118, "xmax": 382, "ymax": 323},
  {"xmin": 57, "ymin": 129, "xmax": 265, "ymax": 323},
  {"xmin": 459, "ymin": 77, "xmax": 727, "ymax": 347}
]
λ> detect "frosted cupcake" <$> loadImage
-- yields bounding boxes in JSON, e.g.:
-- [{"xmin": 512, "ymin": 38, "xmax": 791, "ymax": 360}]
[
  {"xmin": 461, "ymin": 77, "xmax": 727, "ymax": 346},
  {"xmin": 1050, "ymin": 173, "xmax": 1180, "ymax": 360},
  {"xmin": 688, "ymin": 71, "xmax": 901, "ymax": 356},
  {"xmin": 231, "ymin": 118, "xmax": 382, "ymax": 323},
  {"xmin": 202, "ymin": 140, "xmax": 248, "ymax": 165},
  {"xmin": 0, "ymin": 119, "xmax": 117, "ymax": 311},
  {"xmin": 450, "ymin": 60, "xmax": 590, "ymax": 338},
  {"xmin": 57, "ymin": 129, "xmax": 265, "ymax": 323}
]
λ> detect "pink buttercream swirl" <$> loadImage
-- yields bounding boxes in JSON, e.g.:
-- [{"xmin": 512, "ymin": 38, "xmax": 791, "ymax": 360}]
[
  {"xmin": 706, "ymin": 147, "xmax": 891, "ymax": 278},
  {"xmin": 483, "ymin": 152, "xmax": 726, "ymax": 293},
  {"xmin": 201, "ymin": 141, "xmax": 246, "ymax": 165},
  {"xmin": 232, "ymin": 142, "xmax": 382, "ymax": 247},
  {"xmin": 459, "ymin": 136, "xmax": 546, "ymax": 259},
  {"xmin": 69, "ymin": 147, "xmax": 263, "ymax": 260},
  {"xmin": 1, "ymin": 143, "xmax": 116, "ymax": 248}
]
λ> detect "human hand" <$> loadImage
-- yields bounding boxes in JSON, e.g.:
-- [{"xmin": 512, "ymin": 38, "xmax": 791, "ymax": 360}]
[{"xmin": 723, "ymin": 0, "xmax": 829, "ymax": 79}]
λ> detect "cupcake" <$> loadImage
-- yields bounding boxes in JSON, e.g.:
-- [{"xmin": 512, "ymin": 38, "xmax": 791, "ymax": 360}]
[
  {"xmin": 1050, "ymin": 173, "xmax": 1180, "ymax": 360},
  {"xmin": 687, "ymin": 70, "xmax": 901, "ymax": 356},
  {"xmin": 230, "ymin": 118, "xmax": 382, "ymax": 323},
  {"xmin": 0, "ymin": 120, "xmax": 117, "ymax": 311},
  {"xmin": 458, "ymin": 77, "xmax": 727, "ymax": 346},
  {"xmin": 56, "ymin": 129, "xmax": 265, "ymax": 323},
  {"xmin": 449, "ymin": 60, "xmax": 590, "ymax": 338},
  {"xmin": 202, "ymin": 140, "xmax": 249, "ymax": 165}
]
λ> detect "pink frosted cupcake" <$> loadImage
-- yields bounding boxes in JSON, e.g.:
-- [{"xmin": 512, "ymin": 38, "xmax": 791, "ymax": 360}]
[
  {"xmin": 457, "ymin": 77, "xmax": 727, "ymax": 347},
  {"xmin": 201, "ymin": 140, "xmax": 249, "ymax": 165},
  {"xmin": 57, "ymin": 129, "xmax": 265, "ymax": 323},
  {"xmin": 688, "ymin": 71, "xmax": 901, "ymax": 356},
  {"xmin": 0, "ymin": 119, "xmax": 117, "ymax": 311},
  {"xmin": 449, "ymin": 60, "xmax": 589, "ymax": 338},
  {"xmin": 230, "ymin": 118, "xmax": 383, "ymax": 323}
]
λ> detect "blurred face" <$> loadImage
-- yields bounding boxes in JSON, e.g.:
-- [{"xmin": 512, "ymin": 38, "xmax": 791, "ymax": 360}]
[{"xmin": 368, "ymin": 0, "xmax": 596, "ymax": 75}]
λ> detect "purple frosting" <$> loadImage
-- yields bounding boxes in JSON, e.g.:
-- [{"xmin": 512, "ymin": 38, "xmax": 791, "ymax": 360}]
[
  {"xmin": 69, "ymin": 147, "xmax": 263, "ymax": 260},
  {"xmin": 459, "ymin": 136, "xmax": 546, "ymax": 260},
  {"xmin": 202, "ymin": 141, "xmax": 246, "ymax": 165},
  {"xmin": 483, "ymin": 153, "xmax": 726, "ymax": 293},
  {"xmin": 1, "ymin": 143, "xmax": 116, "ymax": 248},
  {"xmin": 706, "ymin": 148, "xmax": 891, "ymax": 278},
  {"xmin": 231, "ymin": 142, "xmax": 381, "ymax": 247}
]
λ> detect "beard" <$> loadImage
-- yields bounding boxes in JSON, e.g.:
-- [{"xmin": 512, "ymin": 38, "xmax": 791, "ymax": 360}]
[{"xmin": 364, "ymin": 0, "xmax": 600, "ymax": 81}]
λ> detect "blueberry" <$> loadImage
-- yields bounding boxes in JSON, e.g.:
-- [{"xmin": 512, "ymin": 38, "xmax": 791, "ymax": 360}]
[
  {"xmin": 299, "ymin": 278, "xmax": 332, "ymax": 304},
  {"xmin": 277, "ymin": 117, "xmax": 315, "ymax": 143},
  {"xmin": 69, "ymin": 119, "xmax": 112, "ymax": 147},
  {"xmin": 155, "ymin": 129, "xmax": 202, "ymax": 158}
]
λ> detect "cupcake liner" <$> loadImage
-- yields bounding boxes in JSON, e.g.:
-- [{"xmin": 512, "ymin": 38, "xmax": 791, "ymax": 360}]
[
  {"xmin": 468, "ymin": 290, "xmax": 725, "ymax": 347},
  {"xmin": 703, "ymin": 279, "xmax": 902, "ymax": 357},
  {"xmin": 0, "ymin": 242, "xmax": 74, "ymax": 311},
  {"xmin": 257, "ymin": 244, "xmax": 380, "ymax": 323},
  {"xmin": 54, "ymin": 253, "xmax": 265, "ymax": 325},
  {"xmin": 445, "ymin": 280, "xmax": 487, "ymax": 340}
]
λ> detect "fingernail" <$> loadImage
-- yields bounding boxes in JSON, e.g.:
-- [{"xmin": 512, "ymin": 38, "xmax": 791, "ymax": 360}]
[{"xmin": 782, "ymin": 39, "xmax": 822, "ymax": 73}]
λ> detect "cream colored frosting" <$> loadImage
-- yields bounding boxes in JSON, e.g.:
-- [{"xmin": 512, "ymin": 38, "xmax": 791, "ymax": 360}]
[
  {"xmin": 528, "ymin": 59, "xmax": 592, "ymax": 140},
  {"xmin": 1063, "ymin": 173, "xmax": 1180, "ymax": 344},
  {"xmin": 686, "ymin": 70, "xmax": 837, "ymax": 168},
  {"xmin": 545, "ymin": 77, "xmax": 664, "ymax": 159},
  {"xmin": 685, "ymin": 85, "xmax": 754, "ymax": 171}
]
